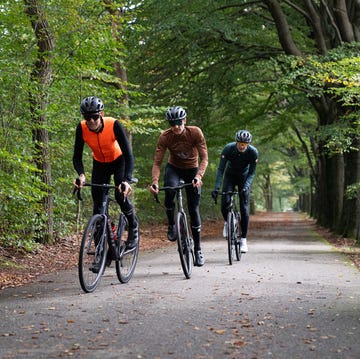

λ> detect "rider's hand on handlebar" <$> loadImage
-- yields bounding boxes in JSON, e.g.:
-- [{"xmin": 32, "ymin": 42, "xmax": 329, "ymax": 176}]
[
  {"xmin": 119, "ymin": 181, "xmax": 132, "ymax": 197},
  {"xmin": 241, "ymin": 186, "xmax": 249, "ymax": 197},
  {"xmin": 74, "ymin": 174, "xmax": 85, "ymax": 189},
  {"xmin": 192, "ymin": 176, "xmax": 202, "ymax": 188},
  {"xmin": 211, "ymin": 190, "xmax": 218, "ymax": 204},
  {"xmin": 149, "ymin": 183, "xmax": 159, "ymax": 194}
]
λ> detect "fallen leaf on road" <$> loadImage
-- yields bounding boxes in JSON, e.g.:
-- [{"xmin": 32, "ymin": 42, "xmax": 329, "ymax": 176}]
[{"xmin": 214, "ymin": 329, "xmax": 226, "ymax": 334}]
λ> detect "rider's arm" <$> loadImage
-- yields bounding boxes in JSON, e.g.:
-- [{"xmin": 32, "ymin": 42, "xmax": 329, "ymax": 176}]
[
  {"xmin": 214, "ymin": 147, "xmax": 228, "ymax": 191},
  {"xmin": 114, "ymin": 120, "xmax": 134, "ymax": 182},
  {"xmin": 151, "ymin": 134, "xmax": 167, "ymax": 186},
  {"xmin": 194, "ymin": 127, "xmax": 208, "ymax": 181},
  {"xmin": 243, "ymin": 147, "xmax": 259, "ymax": 190},
  {"xmin": 73, "ymin": 124, "xmax": 85, "ymax": 177}
]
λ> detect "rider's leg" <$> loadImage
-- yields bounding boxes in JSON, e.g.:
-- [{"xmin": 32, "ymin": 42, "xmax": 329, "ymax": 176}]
[
  {"xmin": 91, "ymin": 160, "xmax": 111, "ymax": 215},
  {"xmin": 164, "ymin": 164, "xmax": 180, "ymax": 241},
  {"xmin": 239, "ymin": 188, "xmax": 250, "ymax": 252},
  {"xmin": 220, "ymin": 177, "xmax": 234, "ymax": 237},
  {"xmin": 185, "ymin": 178, "xmax": 205, "ymax": 266},
  {"xmin": 113, "ymin": 157, "xmax": 138, "ymax": 248}
]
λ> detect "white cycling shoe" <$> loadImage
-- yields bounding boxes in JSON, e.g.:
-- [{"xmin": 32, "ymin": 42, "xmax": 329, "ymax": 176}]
[
  {"xmin": 222, "ymin": 222, "xmax": 227, "ymax": 238},
  {"xmin": 240, "ymin": 238, "xmax": 248, "ymax": 253}
]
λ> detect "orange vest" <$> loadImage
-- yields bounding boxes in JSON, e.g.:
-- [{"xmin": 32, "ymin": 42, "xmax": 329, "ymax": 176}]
[{"xmin": 81, "ymin": 117, "xmax": 122, "ymax": 163}]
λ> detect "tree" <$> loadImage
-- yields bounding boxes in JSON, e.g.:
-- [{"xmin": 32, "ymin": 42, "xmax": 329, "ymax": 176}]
[
  {"xmin": 24, "ymin": 0, "xmax": 55, "ymax": 243},
  {"xmin": 0, "ymin": 0, "xmax": 148, "ymax": 248},
  {"xmin": 126, "ymin": 0, "xmax": 360, "ymax": 239},
  {"xmin": 264, "ymin": 0, "xmax": 360, "ymax": 238}
]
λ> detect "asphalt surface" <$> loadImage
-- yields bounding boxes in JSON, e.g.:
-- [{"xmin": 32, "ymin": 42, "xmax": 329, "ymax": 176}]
[{"xmin": 0, "ymin": 212, "xmax": 359, "ymax": 359}]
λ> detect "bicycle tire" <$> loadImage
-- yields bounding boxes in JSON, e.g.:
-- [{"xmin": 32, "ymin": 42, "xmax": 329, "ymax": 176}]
[
  {"xmin": 235, "ymin": 211, "xmax": 242, "ymax": 261},
  {"xmin": 176, "ymin": 211, "xmax": 193, "ymax": 279},
  {"xmin": 227, "ymin": 211, "xmax": 235, "ymax": 265},
  {"xmin": 116, "ymin": 214, "xmax": 139, "ymax": 283},
  {"xmin": 78, "ymin": 214, "xmax": 108, "ymax": 293}
]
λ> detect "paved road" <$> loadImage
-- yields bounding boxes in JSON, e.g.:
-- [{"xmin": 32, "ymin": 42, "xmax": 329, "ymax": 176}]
[{"xmin": 1, "ymin": 213, "xmax": 359, "ymax": 359}]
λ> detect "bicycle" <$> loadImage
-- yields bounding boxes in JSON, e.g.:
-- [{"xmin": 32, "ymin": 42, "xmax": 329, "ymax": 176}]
[
  {"xmin": 154, "ymin": 181, "xmax": 195, "ymax": 279},
  {"xmin": 214, "ymin": 191, "xmax": 241, "ymax": 265},
  {"xmin": 73, "ymin": 180, "xmax": 139, "ymax": 293}
]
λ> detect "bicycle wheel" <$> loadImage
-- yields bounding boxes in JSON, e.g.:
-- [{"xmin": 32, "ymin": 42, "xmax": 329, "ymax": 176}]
[
  {"xmin": 78, "ymin": 214, "xmax": 108, "ymax": 293},
  {"xmin": 234, "ymin": 211, "xmax": 242, "ymax": 261},
  {"xmin": 116, "ymin": 214, "xmax": 139, "ymax": 283},
  {"xmin": 176, "ymin": 212, "xmax": 193, "ymax": 279},
  {"xmin": 227, "ymin": 211, "xmax": 235, "ymax": 265}
]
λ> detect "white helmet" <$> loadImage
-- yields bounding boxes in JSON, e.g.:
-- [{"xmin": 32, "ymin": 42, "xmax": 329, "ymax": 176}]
[
  {"xmin": 235, "ymin": 130, "xmax": 252, "ymax": 143},
  {"xmin": 166, "ymin": 106, "xmax": 187, "ymax": 122}
]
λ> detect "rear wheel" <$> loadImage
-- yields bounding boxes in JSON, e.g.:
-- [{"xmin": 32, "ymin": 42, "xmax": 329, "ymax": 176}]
[
  {"xmin": 227, "ymin": 211, "xmax": 235, "ymax": 265},
  {"xmin": 177, "ymin": 212, "xmax": 193, "ymax": 279},
  {"xmin": 78, "ymin": 214, "xmax": 107, "ymax": 293},
  {"xmin": 116, "ymin": 214, "xmax": 139, "ymax": 283}
]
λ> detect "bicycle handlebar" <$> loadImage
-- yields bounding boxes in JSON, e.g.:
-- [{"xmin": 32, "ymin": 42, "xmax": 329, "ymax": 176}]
[
  {"xmin": 153, "ymin": 182, "xmax": 193, "ymax": 204},
  {"xmin": 212, "ymin": 190, "xmax": 239, "ymax": 205},
  {"xmin": 73, "ymin": 178, "xmax": 138, "ymax": 201}
]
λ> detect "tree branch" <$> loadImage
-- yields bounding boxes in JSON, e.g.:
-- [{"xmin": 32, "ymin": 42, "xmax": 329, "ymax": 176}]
[{"xmin": 263, "ymin": 0, "xmax": 303, "ymax": 56}]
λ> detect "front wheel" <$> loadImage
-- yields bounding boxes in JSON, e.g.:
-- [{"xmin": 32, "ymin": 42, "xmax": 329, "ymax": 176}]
[
  {"xmin": 227, "ymin": 211, "xmax": 235, "ymax": 265},
  {"xmin": 177, "ymin": 212, "xmax": 193, "ymax": 279},
  {"xmin": 78, "ymin": 214, "xmax": 107, "ymax": 293},
  {"xmin": 235, "ymin": 211, "xmax": 242, "ymax": 261},
  {"xmin": 115, "ymin": 214, "xmax": 139, "ymax": 283}
]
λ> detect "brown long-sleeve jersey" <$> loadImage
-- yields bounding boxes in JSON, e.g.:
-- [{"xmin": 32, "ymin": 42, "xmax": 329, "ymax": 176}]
[{"xmin": 151, "ymin": 126, "xmax": 208, "ymax": 185}]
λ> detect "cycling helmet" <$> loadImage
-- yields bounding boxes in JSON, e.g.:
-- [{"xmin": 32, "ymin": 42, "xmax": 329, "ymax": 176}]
[
  {"xmin": 80, "ymin": 96, "xmax": 104, "ymax": 114},
  {"xmin": 235, "ymin": 130, "xmax": 252, "ymax": 143},
  {"xmin": 166, "ymin": 106, "xmax": 187, "ymax": 122}
]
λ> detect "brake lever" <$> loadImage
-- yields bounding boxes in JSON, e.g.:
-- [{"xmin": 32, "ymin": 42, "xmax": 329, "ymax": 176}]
[
  {"xmin": 72, "ymin": 178, "xmax": 83, "ymax": 201},
  {"xmin": 154, "ymin": 194, "xmax": 160, "ymax": 204}
]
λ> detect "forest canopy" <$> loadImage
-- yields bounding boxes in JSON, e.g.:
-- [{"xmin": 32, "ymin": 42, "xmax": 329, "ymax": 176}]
[{"xmin": 0, "ymin": 0, "xmax": 359, "ymax": 249}]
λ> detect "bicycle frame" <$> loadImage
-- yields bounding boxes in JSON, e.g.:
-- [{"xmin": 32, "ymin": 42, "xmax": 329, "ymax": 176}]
[{"xmin": 83, "ymin": 183, "xmax": 118, "ymax": 258}]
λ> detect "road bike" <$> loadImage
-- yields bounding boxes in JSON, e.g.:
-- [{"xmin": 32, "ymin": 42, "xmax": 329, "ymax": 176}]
[
  {"xmin": 154, "ymin": 181, "xmax": 195, "ymax": 279},
  {"xmin": 73, "ymin": 181, "xmax": 139, "ymax": 293},
  {"xmin": 214, "ymin": 191, "xmax": 241, "ymax": 265},
  {"xmin": 223, "ymin": 191, "xmax": 241, "ymax": 265}
]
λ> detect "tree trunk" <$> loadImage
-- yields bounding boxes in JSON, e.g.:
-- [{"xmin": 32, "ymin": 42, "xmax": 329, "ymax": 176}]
[
  {"xmin": 105, "ymin": 1, "xmax": 133, "ymax": 145},
  {"xmin": 311, "ymin": 96, "xmax": 345, "ymax": 230},
  {"xmin": 339, "ymin": 137, "xmax": 360, "ymax": 240},
  {"xmin": 262, "ymin": 173, "xmax": 272, "ymax": 211},
  {"xmin": 24, "ymin": 0, "xmax": 54, "ymax": 244}
]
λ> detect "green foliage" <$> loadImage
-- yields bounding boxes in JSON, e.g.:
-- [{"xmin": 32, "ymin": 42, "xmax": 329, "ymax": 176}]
[
  {"xmin": 345, "ymin": 183, "xmax": 360, "ymax": 200},
  {"xmin": 0, "ymin": 149, "xmax": 47, "ymax": 250},
  {"xmin": 1, "ymin": 0, "xmax": 360, "ymax": 250}
]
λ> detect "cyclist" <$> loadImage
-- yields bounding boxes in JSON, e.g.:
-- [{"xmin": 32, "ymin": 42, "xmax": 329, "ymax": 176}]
[
  {"xmin": 73, "ymin": 96, "xmax": 139, "ymax": 252},
  {"xmin": 149, "ymin": 106, "xmax": 208, "ymax": 267},
  {"xmin": 212, "ymin": 130, "xmax": 258, "ymax": 253}
]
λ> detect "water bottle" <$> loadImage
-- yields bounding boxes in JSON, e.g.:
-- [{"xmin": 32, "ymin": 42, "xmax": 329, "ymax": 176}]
[{"xmin": 111, "ymin": 222, "xmax": 117, "ymax": 241}]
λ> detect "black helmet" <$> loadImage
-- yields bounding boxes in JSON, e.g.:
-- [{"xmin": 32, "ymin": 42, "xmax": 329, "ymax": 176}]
[
  {"xmin": 80, "ymin": 96, "xmax": 104, "ymax": 114},
  {"xmin": 166, "ymin": 106, "xmax": 187, "ymax": 122},
  {"xmin": 235, "ymin": 130, "xmax": 252, "ymax": 143}
]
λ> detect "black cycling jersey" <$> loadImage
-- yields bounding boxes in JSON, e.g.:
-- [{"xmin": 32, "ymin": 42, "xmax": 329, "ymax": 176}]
[{"xmin": 214, "ymin": 142, "xmax": 258, "ymax": 191}]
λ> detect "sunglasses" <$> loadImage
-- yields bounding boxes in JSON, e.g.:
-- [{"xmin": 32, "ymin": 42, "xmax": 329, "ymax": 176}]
[
  {"xmin": 169, "ymin": 119, "xmax": 183, "ymax": 126},
  {"xmin": 84, "ymin": 113, "xmax": 101, "ymax": 121}
]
